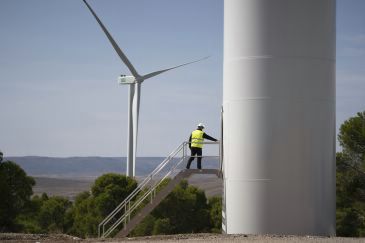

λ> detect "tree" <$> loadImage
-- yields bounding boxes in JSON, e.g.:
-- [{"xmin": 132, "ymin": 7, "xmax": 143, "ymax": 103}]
[
  {"xmin": 0, "ymin": 161, "xmax": 35, "ymax": 232},
  {"xmin": 131, "ymin": 180, "xmax": 211, "ymax": 236},
  {"xmin": 15, "ymin": 193, "xmax": 74, "ymax": 234},
  {"xmin": 16, "ymin": 193, "xmax": 49, "ymax": 233},
  {"xmin": 68, "ymin": 192, "xmax": 100, "ymax": 238},
  {"xmin": 208, "ymin": 196, "xmax": 222, "ymax": 233},
  {"xmin": 38, "ymin": 196, "xmax": 72, "ymax": 233},
  {"xmin": 152, "ymin": 218, "xmax": 172, "ymax": 235},
  {"xmin": 152, "ymin": 180, "xmax": 210, "ymax": 233},
  {"xmin": 338, "ymin": 111, "xmax": 365, "ymax": 161},
  {"xmin": 69, "ymin": 174, "xmax": 138, "ymax": 238},
  {"xmin": 337, "ymin": 208, "xmax": 365, "ymax": 237},
  {"xmin": 336, "ymin": 111, "xmax": 365, "ymax": 237},
  {"xmin": 92, "ymin": 173, "xmax": 137, "ymax": 216},
  {"xmin": 132, "ymin": 215, "xmax": 156, "ymax": 236}
]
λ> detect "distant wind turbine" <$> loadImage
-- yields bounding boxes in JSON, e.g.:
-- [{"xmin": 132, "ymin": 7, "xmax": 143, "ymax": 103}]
[{"xmin": 82, "ymin": 0, "xmax": 208, "ymax": 177}]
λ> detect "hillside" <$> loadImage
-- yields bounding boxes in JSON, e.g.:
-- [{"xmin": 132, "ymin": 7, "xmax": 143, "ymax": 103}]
[
  {"xmin": 7, "ymin": 156, "xmax": 220, "ymax": 177},
  {"xmin": 7, "ymin": 156, "xmax": 162, "ymax": 177},
  {"xmin": 5, "ymin": 156, "xmax": 222, "ymax": 200},
  {"xmin": 32, "ymin": 174, "xmax": 222, "ymax": 200}
]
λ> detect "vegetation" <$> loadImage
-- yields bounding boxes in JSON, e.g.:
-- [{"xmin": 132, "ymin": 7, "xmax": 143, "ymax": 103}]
[
  {"xmin": 208, "ymin": 196, "xmax": 222, "ymax": 233},
  {"xmin": 131, "ymin": 180, "xmax": 220, "ymax": 236},
  {"xmin": 0, "ymin": 162, "xmax": 222, "ymax": 238},
  {"xmin": 0, "ymin": 161, "xmax": 35, "ymax": 232},
  {"xmin": 71, "ymin": 174, "xmax": 137, "ymax": 237},
  {"xmin": 336, "ymin": 111, "xmax": 365, "ymax": 237},
  {"xmin": 1, "ymin": 111, "xmax": 364, "ymax": 237}
]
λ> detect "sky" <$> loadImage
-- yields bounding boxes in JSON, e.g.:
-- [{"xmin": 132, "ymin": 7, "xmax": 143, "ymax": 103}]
[{"xmin": 0, "ymin": 0, "xmax": 364, "ymax": 157}]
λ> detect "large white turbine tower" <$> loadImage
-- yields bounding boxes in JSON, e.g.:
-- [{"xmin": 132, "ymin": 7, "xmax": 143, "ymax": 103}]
[
  {"xmin": 223, "ymin": 0, "xmax": 335, "ymax": 235},
  {"xmin": 82, "ymin": 0, "xmax": 207, "ymax": 177}
]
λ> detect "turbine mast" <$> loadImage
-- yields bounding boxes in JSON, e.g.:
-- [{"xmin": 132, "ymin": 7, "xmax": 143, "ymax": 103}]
[
  {"xmin": 82, "ymin": 0, "xmax": 209, "ymax": 178},
  {"xmin": 82, "ymin": 0, "xmax": 140, "ymax": 177}
]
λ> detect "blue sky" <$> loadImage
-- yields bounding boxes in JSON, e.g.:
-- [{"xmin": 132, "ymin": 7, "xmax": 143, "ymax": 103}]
[
  {"xmin": 336, "ymin": 0, "xmax": 365, "ymax": 144},
  {"xmin": 0, "ymin": 0, "xmax": 364, "ymax": 157}
]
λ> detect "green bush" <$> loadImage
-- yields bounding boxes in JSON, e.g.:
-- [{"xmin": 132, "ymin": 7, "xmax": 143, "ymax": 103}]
[
  {"xmin": 69, "ymin": 173, "xmax": 137, "ymax": 238},
  {"xmin": 208, "ymin": 196, "xmax": 222, "ymax": 233}
]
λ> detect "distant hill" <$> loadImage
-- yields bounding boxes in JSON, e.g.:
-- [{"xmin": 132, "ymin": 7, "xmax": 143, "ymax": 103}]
[
  {"xmin": 4, "ymin": 156, "xmax": 222, "ymax": 200},
  {"xmin": 6, "ymin": 156, "xmax": 163, "ymax": 178},
  {"xmin": 5, "ymin": 156, "xmax": 219, "ymax": 178}
]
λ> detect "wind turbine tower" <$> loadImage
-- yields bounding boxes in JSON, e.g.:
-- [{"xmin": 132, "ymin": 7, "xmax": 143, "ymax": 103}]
[
  {"xmin": 82, "ymin": 0, "xmax": 207, "ymax": 177},
  {"xmin": 223, "ymin": 0, "xmax": 336, "ymax": 235}
]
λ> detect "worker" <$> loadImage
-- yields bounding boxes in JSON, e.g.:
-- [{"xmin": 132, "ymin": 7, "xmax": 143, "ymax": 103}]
[{"xmin": 186, "ymin": 123, "xmax": 218, "ymax": 169}]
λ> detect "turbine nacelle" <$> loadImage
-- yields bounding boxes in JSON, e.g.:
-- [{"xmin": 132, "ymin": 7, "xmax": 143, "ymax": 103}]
[{"xmin": 118, "ymin": 75, "xmax": 137, "ymax": 85}]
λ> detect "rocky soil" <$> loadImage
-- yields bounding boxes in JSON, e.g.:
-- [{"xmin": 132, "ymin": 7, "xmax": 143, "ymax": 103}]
[
  {"xmin": 0, "ymin": 233, "xmax": 81, "ymax": 242},
  {"xmin": 1, "ymin": 233, "xmax": 364, "ymax": 243}
]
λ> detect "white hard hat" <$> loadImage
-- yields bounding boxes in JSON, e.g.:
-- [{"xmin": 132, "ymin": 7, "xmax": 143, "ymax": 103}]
[{"xmin": 197, "ymin": 123, "xmax": 205, "ymax": 128}]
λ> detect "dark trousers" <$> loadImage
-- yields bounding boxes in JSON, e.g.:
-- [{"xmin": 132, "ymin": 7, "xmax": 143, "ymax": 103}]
[{"xmin": 186, "ymin": 147, "xmax": 203, "ymax": 169}]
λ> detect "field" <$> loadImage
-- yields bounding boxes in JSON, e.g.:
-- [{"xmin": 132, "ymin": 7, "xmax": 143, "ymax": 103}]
[
  {"xmin": 33, "ymin": 177, "xmax": 94, "ymax": 200},
  {"xmin": 33, "ymin": 174, "xmax": 223, "ymax": 200}
]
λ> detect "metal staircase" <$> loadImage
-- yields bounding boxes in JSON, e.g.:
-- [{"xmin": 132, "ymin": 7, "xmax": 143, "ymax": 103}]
[{"xmin": 98, "ymin": 141, "xmax": 222, "ymax": 238}]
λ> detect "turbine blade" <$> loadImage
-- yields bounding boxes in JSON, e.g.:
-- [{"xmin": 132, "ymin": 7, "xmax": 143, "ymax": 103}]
[
  {"xmin": 141, "ymin": 56, "xmax": 209, "ymax": 80},
  {"xmin": 82, "ymin": 0, "xmax": 139, "ymax": 77}
]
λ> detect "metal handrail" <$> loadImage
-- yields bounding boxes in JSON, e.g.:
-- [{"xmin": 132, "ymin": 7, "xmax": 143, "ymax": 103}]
[
  {"xmin": 98, "ymin": 143, "xmax": 183, "ymax": 225},
  {"xmin": 103, "ymin": 156, "xmax": 187, "ymax": 237},
  {"xmin": 98, "ymin": 142, "xmax": 185, "ymax": 237},
  {"xmin": 98, "ymin": 141, "xmax": 220, "ymax": 238}
]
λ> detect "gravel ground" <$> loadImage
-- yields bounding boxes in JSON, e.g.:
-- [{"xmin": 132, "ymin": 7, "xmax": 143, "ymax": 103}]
[
  {"xmin": 1, "ymin": 233, "xmax": 364, "ymax": 243},
  {"xmin": 0, "ymin": 233, "xmax": 81, "ymax": 242}
]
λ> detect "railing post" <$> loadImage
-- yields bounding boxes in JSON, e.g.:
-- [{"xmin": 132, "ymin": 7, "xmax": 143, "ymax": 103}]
[
  {"xmin": 183, "ymin": 142, "xmax": 185, "ymax": 161},
  {"xmin": 124, "ymin": 204, "xmax": 127, "ymax": 228},
  {"xmin": 128, "ymin": 201, "xmax": 131, "ymax": 222},
  {"xmin": 182, "ymin": 142, "xmax": 186, "ymax": 173}
]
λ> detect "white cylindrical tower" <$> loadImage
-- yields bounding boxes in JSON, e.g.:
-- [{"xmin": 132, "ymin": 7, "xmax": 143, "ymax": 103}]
[{"xmin": 223, "ymin": 0, "xmax": 336, "ymax": 235}]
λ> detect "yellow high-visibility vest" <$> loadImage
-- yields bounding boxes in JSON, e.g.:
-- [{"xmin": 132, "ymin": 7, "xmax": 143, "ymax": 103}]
[{"xmin": 191, "ymin": 130, "xmax": 204, "ymax": 148}]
